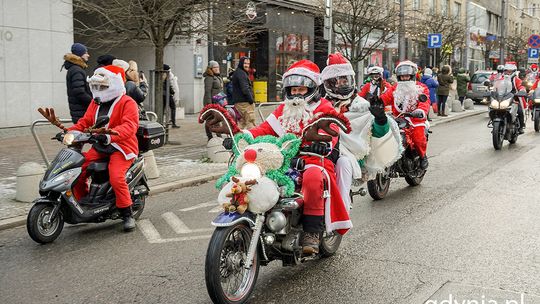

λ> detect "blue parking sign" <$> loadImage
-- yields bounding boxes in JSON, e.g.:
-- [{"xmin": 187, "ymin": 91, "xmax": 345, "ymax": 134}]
[
  {"xmin": 427, "ymin": 33, "xmax": 442, "ymax": 49},
  {"xmin": 528, "ymin": 48, "xmax": 539, "ymax": 58}
]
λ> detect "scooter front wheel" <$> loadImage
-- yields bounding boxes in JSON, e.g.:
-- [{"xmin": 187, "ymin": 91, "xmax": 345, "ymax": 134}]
[{"xmin": 27, "ymin": 203, "xmax": 64, "ymax": 244}]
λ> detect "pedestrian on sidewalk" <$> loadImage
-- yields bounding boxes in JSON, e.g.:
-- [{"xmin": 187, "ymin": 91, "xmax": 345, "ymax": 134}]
[
  {"xmin": 96, "ymin": 54, "xmax": 116, "ymax": 69},
  {"xmin": 232, "ymin": 57, "xmax": 256, "ymax": 129},
  {"xmin": 62, "ymin": 43, "xmax": 92, "ymax": 123},
  {"xmin": 203, "ymin": 61, "xmax": 224, "ymax": 140},
  {"xmin": 456, "ymin": 68, "xmax": 470, "ymax": 106},
  {"xmin": 420, "ymin": 68, "xmax": 438, "ymax": 120},
  {"xmin": 436, "ymin": 65, "xmax": 454, "ymax": 117},
  {"xmin": 163, "ymin": 64, "xmax": 180, "ymax": 128}
]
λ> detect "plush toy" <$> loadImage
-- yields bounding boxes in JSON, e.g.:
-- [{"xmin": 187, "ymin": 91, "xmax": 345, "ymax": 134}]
[{"xmin": 223, "ymin": 177, "xmax": 258, "ymax": 214}]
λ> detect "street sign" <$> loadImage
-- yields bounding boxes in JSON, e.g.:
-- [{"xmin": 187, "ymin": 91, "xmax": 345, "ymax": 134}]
[
  {"xmin": 427, "ymin": 33, "xmax": 442, "ymax": 49},
  {"xmin": 528, "ymin": 58, "xmax": 539, "ymax": 64},
  {"xmin": 528, "ymin": 48, "xmax": 539, "ymax": 58},
  {"xmin": 528, "ymin": 34, "xmax": 540, "ymax": 48}
]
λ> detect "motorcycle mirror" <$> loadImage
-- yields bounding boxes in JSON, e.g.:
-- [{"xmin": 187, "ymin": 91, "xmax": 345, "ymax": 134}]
[
  {"xmin": 483, "ymin": 81, "xmax": 491, "ymax": 87},
  {"xmin": 418, "ymin": 94, "xmax": 428, "ymax": 102},
  {"xmin": 94, "ymin": 116, "xmax": 110, "ymax": 128}
]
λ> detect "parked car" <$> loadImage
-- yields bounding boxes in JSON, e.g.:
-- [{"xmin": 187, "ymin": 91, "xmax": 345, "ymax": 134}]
[{"xmin": 466, "ymin": 70, "xmax": 494, "ymax": 104}]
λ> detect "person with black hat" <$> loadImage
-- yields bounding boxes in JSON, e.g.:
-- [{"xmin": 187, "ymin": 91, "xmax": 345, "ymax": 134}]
[
  {"xmin": 62, "ymin": 43, "xmax": 92, "ymax": 123},
  {"xmin": 163, "ymin": 64, "xmax": 179, "ymax": 128},
  {"xmin": 96, "ymin": 54, "xmax": 116, "ymax": 69}
]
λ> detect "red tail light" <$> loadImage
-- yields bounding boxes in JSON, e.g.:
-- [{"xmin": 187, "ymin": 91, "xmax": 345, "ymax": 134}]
[{"xmin": 468, "ymin": 82, "xmax": 472, "ymax": 91}]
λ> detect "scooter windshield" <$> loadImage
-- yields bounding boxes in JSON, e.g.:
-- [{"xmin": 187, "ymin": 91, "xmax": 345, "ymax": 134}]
[{"xmin": 493, "ymin": 78, "xmax": 513, "ymax": 99}]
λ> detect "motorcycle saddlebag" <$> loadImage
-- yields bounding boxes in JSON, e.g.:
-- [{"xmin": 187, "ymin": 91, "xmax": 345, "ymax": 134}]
[{"xmin": 137, "ymin": 120, "xmax": 165, "ymax": 153}]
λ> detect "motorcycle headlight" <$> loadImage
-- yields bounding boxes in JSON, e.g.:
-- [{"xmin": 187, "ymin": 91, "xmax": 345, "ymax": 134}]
[
  {"xmin": 499, "ymin": 98, "xmax": 511, "ymax": 109},
  {"xmin": 240, "ymin": 163, "xmax": 262, "ymax": 179},
  {"xmin": 63, "ymin": 133, "xmax": 75, "ymax": 145},
  {"xmin": 51, "ymin": 168, "xmax": 79, "ymax": 185},
  {"xmin": 534, "ymin": 99, "xmax": 540, "ymax": 104}
]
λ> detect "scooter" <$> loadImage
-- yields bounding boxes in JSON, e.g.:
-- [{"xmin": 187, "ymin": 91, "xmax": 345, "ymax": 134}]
[{"xmin": 26, "ymin": 115, "xmax": 150, "ymax": 243}]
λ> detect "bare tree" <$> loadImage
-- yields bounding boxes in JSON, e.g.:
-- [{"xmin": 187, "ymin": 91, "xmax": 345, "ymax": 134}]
[
  {"xmin": 506, "ymin": 34, "xmax": 529, "ymax": 67},
  {"xmin": 317, "ymin": 0, "xmax": 399, "ymax": 74},
  {"xmin": 408, "ymin": 13, "xmax": 466, "ymax": 66}
]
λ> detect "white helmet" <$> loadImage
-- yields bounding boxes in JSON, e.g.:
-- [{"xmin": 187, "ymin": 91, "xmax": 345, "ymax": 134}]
[
  {"xmin": 395, "ymin": 60, "xmax": 418, "ymax": 81},
  {"xmin": 367, "ymin": 66, "xmax": 384, "ymax": 77},
  {"xmin": 504, "ymin": 63, "xmax": 517, "ymax": 72}
]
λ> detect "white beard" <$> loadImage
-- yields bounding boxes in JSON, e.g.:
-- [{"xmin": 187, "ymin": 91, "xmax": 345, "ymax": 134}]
[
  {"xmin": 393, "ymin": 81, "xmax": 420, "ymax": 113},
  {"xmin": 279, "ymin": 97, "xmax": 311, "ymax": 134}
]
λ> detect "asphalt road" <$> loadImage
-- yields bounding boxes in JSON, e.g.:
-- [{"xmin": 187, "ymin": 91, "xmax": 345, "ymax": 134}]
[{"xmin": 2, "ymin": 109, "xmax": 540, "ymax": 304}]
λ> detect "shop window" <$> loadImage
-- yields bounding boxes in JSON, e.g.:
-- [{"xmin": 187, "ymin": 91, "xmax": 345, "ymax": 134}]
[{"xmin": 274, "ymin": 32, "xmax": 310, "ymax": 101}]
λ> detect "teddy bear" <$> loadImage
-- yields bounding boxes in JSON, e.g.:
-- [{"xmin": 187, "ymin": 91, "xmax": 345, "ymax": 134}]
[{"xmin": 223, "ymin": 177, "xmax": 258, "ymax": 214}]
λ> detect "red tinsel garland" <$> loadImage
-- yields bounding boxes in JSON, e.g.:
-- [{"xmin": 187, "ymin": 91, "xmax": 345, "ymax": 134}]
[{"xmin": 198, "ymin": 104, "xmax": 241, "ymax": 134}]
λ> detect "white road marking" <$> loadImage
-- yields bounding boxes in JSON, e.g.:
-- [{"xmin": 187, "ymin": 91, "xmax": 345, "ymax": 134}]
[
  {"xmin": 162, "ymin": 212, "xmax": 192, "ymax": 234},
  {"xmin": 178, "ymin": 201, "xmax": 217, "ymax": 212},
  {"xmin": 153, "ymin": 234, "xmax": 212, "ymax": 243},
  {"xmin": 138, "ymin": 219, "xmax": 162, "ymax": 243},
  {"xmin": 209, "ymin": 205, "xmax": 224, "ymax": 213}
]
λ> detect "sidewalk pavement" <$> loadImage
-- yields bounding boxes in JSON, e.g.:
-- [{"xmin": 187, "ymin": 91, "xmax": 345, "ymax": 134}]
[{"xmin": 0, "ymin": 104, "xmax": 487, "ymax": 230}]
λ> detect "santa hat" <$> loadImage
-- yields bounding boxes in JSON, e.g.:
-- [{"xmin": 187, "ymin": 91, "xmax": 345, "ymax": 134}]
[
  {"xmin": 112, "ymin": 59, "xmax": 129, "ymax": 73},
  {"xmin": 321, "ymin": 52, "xmax": 355, "ymax": 81},
  {"xmin": 283, "ymin": 59, "xmax": 321, "ymax": 86},
  {"xmin": 531, "ymin": 63, "xmax": 538, "ymax": 69}
]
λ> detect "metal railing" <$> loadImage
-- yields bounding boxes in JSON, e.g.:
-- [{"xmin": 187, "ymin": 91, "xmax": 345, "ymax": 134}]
[
  {"xmin": 256, "ymin": 102, "xmax": 282, "ymax": 122},
  {"xmin": 31, "ymin": 119, "xmax": 72, "ymax": 167}
]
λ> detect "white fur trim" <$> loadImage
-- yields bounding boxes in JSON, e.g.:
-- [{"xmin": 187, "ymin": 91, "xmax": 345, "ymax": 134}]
[
  {"xmin": 111, "ymin": 143, "xmax": 137, "ymax": 160},
  {"xmin": 283, "ymin": 67, "xmax": 321, "ymax": 86},
  {"xmin": 112, "ymin": 59, "xmax": 129, "ymax": 72},
  {"xmin": 366, "ymin": 129, "xmax": 401, "ymax": 170},
  {"xmin": 266, "ymin": 113, "xmax": 286, "ymax": 137},
  {"xmin": 321, "ymin": 63, "xmax": 355, "ymax": 81}
]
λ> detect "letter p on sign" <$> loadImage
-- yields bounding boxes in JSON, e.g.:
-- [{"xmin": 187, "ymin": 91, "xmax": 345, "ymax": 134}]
[{"xmin": 428, "ymin": 33, "xmax": 442, "ymax": 49}]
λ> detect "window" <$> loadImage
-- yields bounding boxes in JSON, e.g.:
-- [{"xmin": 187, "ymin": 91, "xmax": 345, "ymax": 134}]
[
  {"xmin": 413, "ymin": 0, "xmax": 420, "ymax": 10},
  {"xmin": 441, "ymin": 0, "xmax": 447, "ymax": 16}
]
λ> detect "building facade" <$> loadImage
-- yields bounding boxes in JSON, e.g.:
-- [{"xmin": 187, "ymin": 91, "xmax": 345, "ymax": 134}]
[{"xmin": 0, "ymin": 0, "xmax": 73, "ymax": 128}]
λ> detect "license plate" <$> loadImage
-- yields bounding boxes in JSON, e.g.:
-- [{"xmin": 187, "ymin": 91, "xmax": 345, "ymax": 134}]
[{"xmin": 477, "ymin": 86, "xmax": 487, "ymax": 92}]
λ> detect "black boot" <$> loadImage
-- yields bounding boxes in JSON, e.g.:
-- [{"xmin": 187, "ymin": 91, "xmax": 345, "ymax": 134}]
[
  {"xmin": 420, "ymin": 156, "xmax": 429, "ymax": 170},
  {"xmin": 119, "ymin": 207, "xmax": 136, "ymax": 232},
  {"xmin": 302, "ymin": 215, "xmax": 324, "ymax": 254}
]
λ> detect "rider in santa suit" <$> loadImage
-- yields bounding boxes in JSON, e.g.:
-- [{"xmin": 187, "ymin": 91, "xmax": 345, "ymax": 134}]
[
  {"xmin": 245, "ymin": 60, "xmax": 352, "ymax": 254},
  {"xmin": 358, "ymin": 66, "xmax": 392, "ymax": 99},
  {"xmin": 320, "ymin": 53, "xmax": 402, "ymax": 211},
  {"xmin": 379, "ymin": 60, "xmax": 431, "ymax": 170},
  {"xmin": 502, "ymin": 63, "xmax": 526, "ymax": 134},
  {"xmin": 68, "ymin": 65, "xmax": 140, "ymax": 232}
]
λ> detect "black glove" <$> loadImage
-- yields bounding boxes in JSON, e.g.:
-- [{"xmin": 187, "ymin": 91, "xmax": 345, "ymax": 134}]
[
  {"xmin": 369, "ymin": 97, "xmax": 387, "ymax": 125},
  {"xmin": 308, "ymin": 142, "xmax": 331, "ymax": 155},
  {"xmin": 418, "ymin": 94, "xmax": 428, "ymax": 102},
  {"xmin": 95, "ymin": 134, "xmax": 109, "ymax": 145},
  {"xmin": 411, "ymin": 109, "xmax": 425, "ymax": 119}
]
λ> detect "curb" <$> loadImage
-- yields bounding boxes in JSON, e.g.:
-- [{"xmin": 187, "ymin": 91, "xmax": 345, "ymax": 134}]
[
  {"xmin": 0, "ymin": 171, "xmax": 225, "ymax": 232},
  {"xmin": 430, "ymin": 109, "xmax": 487, "ymax": 127}
]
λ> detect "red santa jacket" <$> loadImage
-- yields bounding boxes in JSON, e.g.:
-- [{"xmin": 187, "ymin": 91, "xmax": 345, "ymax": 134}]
[
  {"xmin": 248, "ymin": 98, "xmax": 351, "ymax": 234},
  {"xmin": 379, "ymin": 81, "xmax": 431, "ymax": 127},
  {"xmin": 358, "ymin": 80, "xmax": 391, "ymax": 98},
  {"xmin": 69, "ymin": 95, "xmax": 139, "ymax": 160}
]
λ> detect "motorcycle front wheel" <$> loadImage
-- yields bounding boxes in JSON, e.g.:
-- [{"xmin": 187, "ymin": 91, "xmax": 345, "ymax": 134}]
[
  {"xmin": 405, "ymin": 166, "xmax": 426, "ymax": 186},
  {"xmin": 492, "ymin": 120, "xmax": 504, "ymax": 150},
  {"xmin": 205, "ymin": 224, "xmax": 259, "ymax": 304},
  {"xmin": 27, "ymin": 203, "xmax": 64, "ymax": 244},
  {"xmin": 367, "ymin": 169, "xmax": 391, "ymax": 200}
]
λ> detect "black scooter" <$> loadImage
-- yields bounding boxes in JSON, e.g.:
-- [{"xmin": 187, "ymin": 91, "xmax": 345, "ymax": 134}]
[{"xmin": 26, "ymin": 116, "xmax": 149, "ymax": 243}]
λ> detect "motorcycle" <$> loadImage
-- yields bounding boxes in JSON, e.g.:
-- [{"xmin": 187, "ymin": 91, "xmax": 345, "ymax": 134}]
[
  {"xmin": 487, "ymin": 79, "xmax": 527, "ymax": 150},
  {"xmin": 365, "ymin": 111, "xmax": 429, "ymax": 200},
  {"xmin": 201, "ymin": 106, "xmax": 350, "ymax": 304},
  {"xmin": 26, "ymin": 111, "xmax": 163, "ymax": 244},
  {"xmin": 529, "ymin": 86, "xmax": 540, "ymax": 132}
]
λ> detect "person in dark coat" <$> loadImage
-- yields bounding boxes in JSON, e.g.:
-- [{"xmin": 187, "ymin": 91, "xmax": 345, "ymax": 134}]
[
  {"xmin": 62, "ymin": 43, "xmax": 92, "ymax": 123},
  {"xmin": 203, "ymin": 61, "xmax": 224, "ymax": 140},
  {"xmin": 420, "ymin": 68, "xmax": 439, "ymax": 119},
  {"xmin": 436, "ymin": 65, "xmax": 454, "ymax": 116},
  {"xmin": 232, "ymin": 57, "xmax": 256, "ymax": 128},
  {"xmin": 163, "ymin": 64, "xmax": 179, "ymax": 128}
]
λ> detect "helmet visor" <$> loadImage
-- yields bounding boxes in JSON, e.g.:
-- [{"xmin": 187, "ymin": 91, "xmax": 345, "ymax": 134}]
[
  {"xmin": 396, "ymin": 65, "xmax": 415, "ymax": 76},
  {"xmin": 283, "ymin": 75, "xmax": 317, "ymax": 89},
  {"xmin": 324, "ymin": 75, "xmax": 354, "ymax": 90}
]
